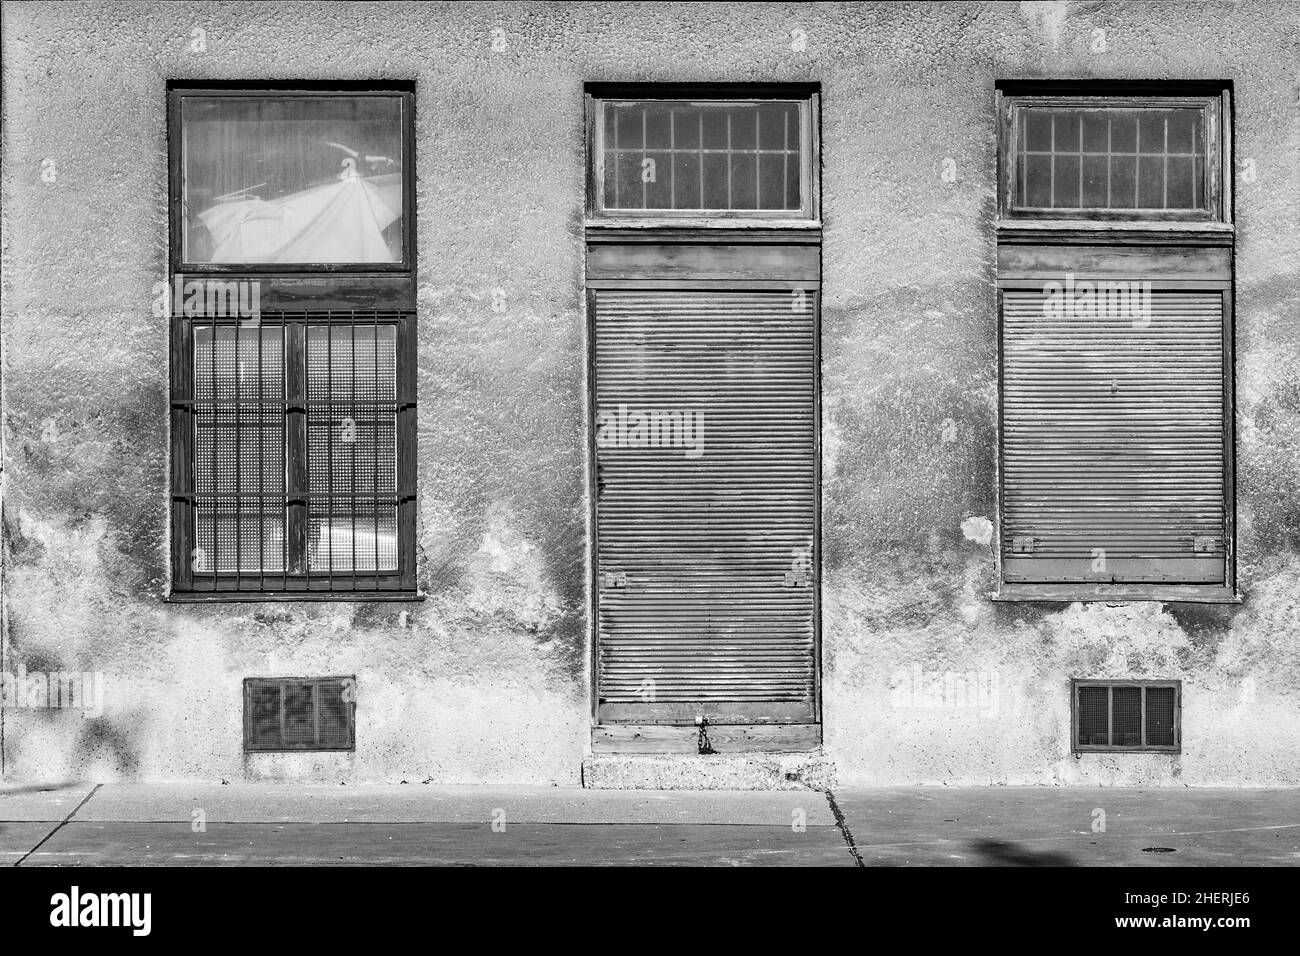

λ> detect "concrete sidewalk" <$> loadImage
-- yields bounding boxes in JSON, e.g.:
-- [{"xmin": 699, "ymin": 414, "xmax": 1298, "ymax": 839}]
[{"xmin": 2, "ymin": 783, "xmax": 1298, "ymax": 866}]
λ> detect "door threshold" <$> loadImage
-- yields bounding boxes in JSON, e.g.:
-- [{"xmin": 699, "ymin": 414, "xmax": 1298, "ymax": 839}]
[{"xmin": 592, "ymin": 723, "xmax": 821, "ymax": 755}]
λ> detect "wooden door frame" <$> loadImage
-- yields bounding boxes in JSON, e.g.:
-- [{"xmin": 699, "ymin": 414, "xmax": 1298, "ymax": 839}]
[{"xmin": 583, "ymin": 243, "xmax": 823, "ymax": 752}]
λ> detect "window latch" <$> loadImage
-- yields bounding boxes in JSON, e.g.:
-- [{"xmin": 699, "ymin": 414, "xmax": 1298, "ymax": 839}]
[
  {"xmin": 1193, "ymin": 535, "xmax": 1218, "ymax": 553},
  {"xmin": 601, "ymin": 570, "xmax": 627, "ymax": 589},
  {"xmin": 1011, "ymin": 536, "xmax": 1035, "ymax": 554}
]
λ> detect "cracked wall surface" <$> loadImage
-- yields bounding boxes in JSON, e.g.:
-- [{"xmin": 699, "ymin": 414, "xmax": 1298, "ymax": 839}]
[{"xmin": 1, "ymin": 1, "xmax": 1297, "ymax": 785}]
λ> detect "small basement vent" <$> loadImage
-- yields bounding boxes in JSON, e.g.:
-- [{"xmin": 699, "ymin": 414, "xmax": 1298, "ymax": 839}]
[
  {"xmin": 243, "ymin": 677, "xmax": 355, "ymax": 752},
  {"xmin": 1073, "ymin": 680, "xmax": 1180, "ymax": 752}
]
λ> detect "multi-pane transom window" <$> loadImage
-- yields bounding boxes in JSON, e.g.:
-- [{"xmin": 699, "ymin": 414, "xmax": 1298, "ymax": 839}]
[
  {"xmin": 1073, "ymin": 681, "xmax": 1180, "ymax": 751},
  {"xmin": 1001, "ymin": 94, "xmax": 1225, "ymax": 221},
  {"xmin": 591, "ymin": 96, "xmax": 816, "ymax": 218}
]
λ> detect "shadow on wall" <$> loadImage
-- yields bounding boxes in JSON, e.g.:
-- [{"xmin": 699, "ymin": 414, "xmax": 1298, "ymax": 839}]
[{"xmin": 76, "ymin": 718, "xmax": 139, "ymax": 777}]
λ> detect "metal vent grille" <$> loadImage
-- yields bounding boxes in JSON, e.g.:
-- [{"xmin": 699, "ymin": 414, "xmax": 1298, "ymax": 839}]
[
  {"xmin": 243, "ymin": 677, "xmax": 355, "ymax": 752},
  {"xmin": 1072, "ymin": 680, "xmax": 1180, "ymax": 752}
]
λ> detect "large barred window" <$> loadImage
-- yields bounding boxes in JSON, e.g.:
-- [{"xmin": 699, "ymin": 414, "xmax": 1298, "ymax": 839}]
[{"xmin": 168, "ymin": 85, "xmax": 416, "ymax": 599}]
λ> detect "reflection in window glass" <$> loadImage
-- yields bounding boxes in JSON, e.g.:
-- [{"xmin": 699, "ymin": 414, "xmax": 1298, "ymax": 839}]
[
  {"xmin": 182, "ymin": 96, "xmax": 405, "ymax": 264},
  {"xmin": 1015, "ymin": 107, "xmax": 1205, "ymax": 211},
  {"xmin": 602, "ymin": 101, "xmax": 803, "ymax": 212}
]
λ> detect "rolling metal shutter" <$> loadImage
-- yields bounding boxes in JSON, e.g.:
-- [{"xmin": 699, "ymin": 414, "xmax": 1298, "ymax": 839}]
[
  {"xmin": 1001, "ymin": 289, "xmax": 1227, "ymax": 583},
  {"xmin": 594, "ymin": 289, "xmax": 816, "ymax": 724}
]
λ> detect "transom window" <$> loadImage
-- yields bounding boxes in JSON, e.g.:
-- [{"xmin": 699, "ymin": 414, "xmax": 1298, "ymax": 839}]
[
  {"xmin": 178, "ymin": 92, "xmax": 408, "ymax": 267},
  {"xmin": 590, "ymin": 93, "xmax": 817, "ymax": 219},
  {"xmin": 1000, "ymin": 94, "xmax": 1226, "ymax": 221}
]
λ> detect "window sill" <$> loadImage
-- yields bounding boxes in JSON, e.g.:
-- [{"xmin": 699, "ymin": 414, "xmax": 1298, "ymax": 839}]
[
  {"xmin": 586, "ymin": 217, "xmax": 821, "ymax": 230},
  {"xmin": 994, "ymin": 584, "xmax": 1241, "ymax": 604},
  {"xmin": 996, "ymin": 219, "xmax": 1234, "ymax": 245},
  {"xmin": 167, "ymin": 590, "xmax": 425, "ymax": 604}
]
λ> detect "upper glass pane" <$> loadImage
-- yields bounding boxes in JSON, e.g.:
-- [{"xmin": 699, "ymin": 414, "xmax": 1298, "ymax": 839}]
[
  {"xmin": 1014, "ymin": 106, "xmax": 1207, "ymax": 212},
  {"xmin": 599, "ymin": 100, "xmax": 805, "ymax": 214},
  {"xmin": 181, "ymin": 95, "xmax": 406, "ymax": 265}
]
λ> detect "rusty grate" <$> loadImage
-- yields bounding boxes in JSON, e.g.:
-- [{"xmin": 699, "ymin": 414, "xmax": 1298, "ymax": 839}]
[
  {"xmin": 1073, "ymin": 680, "xmax": 1180, "ymax": 752},
  {"xmin": 243, "ymin": 677, "xmax": 356, "ymax": 752}
]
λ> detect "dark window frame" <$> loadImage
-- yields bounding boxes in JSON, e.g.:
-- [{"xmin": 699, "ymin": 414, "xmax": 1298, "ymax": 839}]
[
  {"xmin": 168, "ymin": 83, "xmax": 416, "ymax": 275},
  {"xmin": 996, "ymin": 82, "xmax": 1231, "ymax": 228},
  {"xmin": 1071, "ymin": 679, "xmax": 1181, "ymax": 753},
  {"xmin": 585, "ymin": 83, "xmax": 821, "ymax": 226},
  {"xmin": 167, "ymin": 82, "xmax": 418, "ymax": 601}
]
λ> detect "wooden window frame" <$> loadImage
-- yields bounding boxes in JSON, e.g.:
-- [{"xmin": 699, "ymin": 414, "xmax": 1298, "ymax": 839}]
[
  {"xmin": 995, "ymin": 81, "xmax": 1233, "ymax": 241},
  {"xmin": 167, "ymin": 82, "xmax": 418, "ymax": 601},
  {"xmin": 169, "ymin": 83, "xmax": 415, "ymax": 276},
  {"xmin": 585, "ymin": 83, "xmax": 821, "ymax": 230},
  {"xmin": 993, "ymin": 80, "xmax": 1238, "ymax": 604},
  {"xmin": 1071, "ymin": 679, "xmax": 1181, "ymax": 753}
]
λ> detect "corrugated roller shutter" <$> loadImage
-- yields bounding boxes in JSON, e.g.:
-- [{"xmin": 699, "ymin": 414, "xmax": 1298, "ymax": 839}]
[
  {"xmin": 594, "ymin": 290, "xmax": 816, "ymax": 723},
  {"xmin": 1001, "ymin": 289, "xmax": 1227, "ymax": 583}
]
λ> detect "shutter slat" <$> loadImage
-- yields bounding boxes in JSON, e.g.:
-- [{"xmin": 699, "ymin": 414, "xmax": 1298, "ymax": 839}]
[
  {"xmin": 1001, "ymin": 290, "xmax": 1226, "ymax": 581},
  {"xmin": 595, "ymin": 289, "xmax": 816, "ymax": 718}
]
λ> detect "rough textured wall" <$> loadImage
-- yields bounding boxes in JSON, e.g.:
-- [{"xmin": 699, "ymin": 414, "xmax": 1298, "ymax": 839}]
[{"xmin": 1, "ymin": 1, "xmax": 1297, "ymax": 785}]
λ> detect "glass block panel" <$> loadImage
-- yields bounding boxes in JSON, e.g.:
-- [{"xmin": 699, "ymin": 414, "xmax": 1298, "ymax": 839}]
[
  {"xmin": 306, "ymin": 324, "xmax": 398, "ymax": 573},
  {"xmin": 1145, "ymin": 686, "xmax": 1177, "ymax": 746},
  {"xmin": 181, "ymin": 95, "xmax": 406, "ymax": 264},
  {"xmin": 1112, "ymin": 686, "xmax": 1143, "ymax": 746},
  {"xmin": 193, "ymin": 326, "xmax": 286, "ymax": 573},
  {"xmin": 1015, "ymin": 106, "xmax": 1206, "ymax": 211},
  {"xmin": 602, "ymin": 101, "xmax": 804, "ymax": 212},
  {"xmin": 1077, "ymin": 685, "xmax": 1110, "ymax": 746}
]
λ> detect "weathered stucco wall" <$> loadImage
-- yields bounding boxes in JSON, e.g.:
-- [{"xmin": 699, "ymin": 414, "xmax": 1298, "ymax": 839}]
[{"xmin": 1, "ymin": 1, "xmax": 1297, "ymax": 785}]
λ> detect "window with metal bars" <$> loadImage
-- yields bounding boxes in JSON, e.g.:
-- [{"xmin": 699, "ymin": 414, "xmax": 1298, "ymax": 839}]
[
  {"xmin": 173, "ymin": 311, "xmax": 415, "ymax": 596},
  {"xmin": 244, "ymin": 677, "xmax": 356, "ymax": 752},
  {"xmin": 1072, "ymin": 680, "xmax": 1180, "ymax": 752},
  {"xmin": 588, "ymin": 89, "xmax": 819, "ymax": 220},
  {"xmin": 168, "ymin": 83, "xmax": 416, "ymax": 599}
]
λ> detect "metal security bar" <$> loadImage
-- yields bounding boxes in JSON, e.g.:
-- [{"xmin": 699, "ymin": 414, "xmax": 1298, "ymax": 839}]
[{"xmin": 172, "ymin": 310, "xmax": 415, "ymax": 598}]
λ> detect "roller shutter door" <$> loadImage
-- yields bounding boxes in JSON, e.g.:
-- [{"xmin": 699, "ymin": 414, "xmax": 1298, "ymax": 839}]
[
  {"xmin": 1001, "ymin": 288, "xmax": 1227, "ymax": 583},
  {"xmin": 594, "ymin": 289, "xmax": 816, "ymax": 724}
]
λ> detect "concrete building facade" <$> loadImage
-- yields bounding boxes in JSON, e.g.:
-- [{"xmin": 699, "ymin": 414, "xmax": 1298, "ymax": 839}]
[{"xmin": 1, "ymin": 1, "xmax": 1297, "ymax": 788}]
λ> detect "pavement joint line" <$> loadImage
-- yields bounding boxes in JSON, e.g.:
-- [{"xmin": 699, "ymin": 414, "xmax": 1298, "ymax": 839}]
[
  {"xmin": 13, "ymin": 783, "xmax": 101, "ymax": 867},
  {"xmin": 53, "ymin": 819, "xmax": 842, "ymax": 827},
  {"xmin": 824, "ymin": 790, "xmax": 864, "ymax": 867}
]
